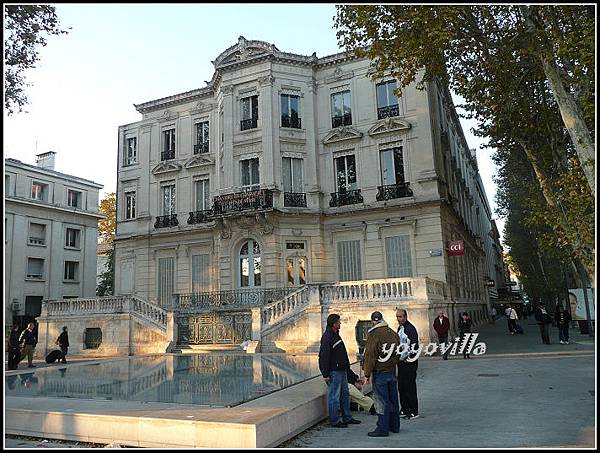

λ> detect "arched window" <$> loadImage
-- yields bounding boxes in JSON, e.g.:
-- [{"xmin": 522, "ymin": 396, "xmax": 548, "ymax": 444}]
[{"xmin": 240, "ymin": 239, "xmax": 261, "ymax": 287}]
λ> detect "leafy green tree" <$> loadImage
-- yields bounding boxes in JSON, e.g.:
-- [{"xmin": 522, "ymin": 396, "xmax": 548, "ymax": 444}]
[
  {"xmin": 98, "ymin": 192, "xmax": 116, "ymax": 244},
  {"xmin": 96, "ymin": 246, "xmax": 114, "ymax": 297},
  {"xmin": 4, "ymin": 5, "xmax": 69, "ymax": 115}
]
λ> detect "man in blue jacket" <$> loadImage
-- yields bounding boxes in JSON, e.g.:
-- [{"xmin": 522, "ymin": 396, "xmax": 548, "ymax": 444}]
[
  {"xmin": 396, "ymin": 308, "xmax": 420, "ymax": 419},
  {"xmin": 319, "ymin": 313, "xmax": 361, "ymax": 428}
]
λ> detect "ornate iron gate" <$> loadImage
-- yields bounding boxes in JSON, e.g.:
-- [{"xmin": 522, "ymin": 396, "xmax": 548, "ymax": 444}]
[{"xmin": 177, "ymin": 311, "xmax": 251, "ymax": 345}]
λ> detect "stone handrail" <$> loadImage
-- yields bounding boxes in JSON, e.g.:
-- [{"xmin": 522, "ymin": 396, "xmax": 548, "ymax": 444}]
[
  {"xmin": 261, "ymin": 286, "xmax": 309, "ymax": 329},
  {"xmin": 320, "ymin": 278, "xmax": 415, "ymax": 304},
  {"xmin": 130, "ymin": 296, "xmax": 167, "ymax": 330}
]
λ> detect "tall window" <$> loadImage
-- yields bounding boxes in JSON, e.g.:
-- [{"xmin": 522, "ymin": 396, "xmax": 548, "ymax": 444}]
[
  {"xmin": 334, "ymin": 155, "xmax": 357, "ymax": 192},
  {"xmin": 162, "ymin": 129, "xmax": 176, "ymax": 160},
  {"xmin": 281, "ymin": 94, "xmax": 301, "ymax": 128},
  {"xmin": 240, "ymin": 158, "xmax": 260, "ymax": 191},
  {"xmin": 194, "ymin": 179, "xmax": 210, "ymax": 211},
  {"xmin": 241, "ymin": 95, "xmax": 258, "ymax": 130},
  {"xmin": 65, "ymin": 228, "xmax": 81, "ymax": 248},
  {"xmin": 125, "ymin": 137, "xmax": 137, "ymax": 165},
  {"xmin": 385, "ymin": 235, "xmax": 413, "ymax": 277},
  {"xmin": 158, "ymin": 257, "xmax": 174, "ymax": 306},
  {"xmin": 162, "ymin": 184, "xmax": 176, "ymax": 216},
  {"xmin": 337, "ymin": 240, "xmax": 362, "ymax": 281},
  {"xmin": 194, "ymin": 121, "xmax": 209, "ymax": 154},
  {"xmin": 67, "ymin": 189, "xmax": 82, "ymax": 208},
  {"xmin": 28, "ymin": 223, "xmax": 46, "ymax": 246},
  {"xmin": 31, "ymin": 181, "xmax": 48, "ymax": 201},
  {"xmin": 287, "ymin": 257, "xmax": 306, "ymax": 285},
  {"xmin": 64, "ymin": 261, "xmax": 79, "ymax": 281},
  {"xmin": 125, "ymin": 191, "xmax": 136, "ymax": 219},
  {"xmin": 240, "ymin": 239, "xmax": 261, "ymax": 287},
  {"xmin": 27, "ymin": 258, "xmax": 44, "ymax": 279},
  {"xmin": 191, "ymin": 254, "xmax": 209, "ymax": 293},
  {"xmin": 376, "ymin": 80, "xmax": 399, "ymax": 119},
  {"xmin": 331, "ymin": 90, "xmax": 352, "ymax": 127},
  {"xmin": 380, "ymin": 147, "xmax": 405, "ymax": 186},
  {"xmin": 282, "ymin": 157, "xmax": 303, "ymax": 193}
]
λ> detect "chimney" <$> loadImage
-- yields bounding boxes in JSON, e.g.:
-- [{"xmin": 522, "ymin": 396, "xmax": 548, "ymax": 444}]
[{"xmin": 35, "ymin": 151, "xmax": 56, "ymax": 170}]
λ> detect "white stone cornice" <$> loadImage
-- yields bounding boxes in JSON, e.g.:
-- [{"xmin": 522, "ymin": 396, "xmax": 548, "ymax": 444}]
[
  {"xmin": 151, "ymin": 161, "xmax": 183, "ymax": 175},
  {"xmin": 183, "ymin": 153, "xmax": 215, "ymax": 169},
  {"xmin": 368, "ymin": 117, "xmax": 412, "ymax": 137},
  {"xmin": 5, "ymin": 197, "xmax": 106, "ymax": 219},
  {"xmin": 322, "ymin": 126, "xmax": 364, "ymax": 145},
  {"xmin": 325, "ymin": 67, "xmax": 354, "ymax": 84}
]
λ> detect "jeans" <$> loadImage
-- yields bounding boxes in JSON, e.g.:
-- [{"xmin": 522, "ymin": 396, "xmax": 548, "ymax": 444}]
[
  {"xmin": 327, "ymin": 369, "xmax": 351, "ymax": 425},
  {"xmin": 558, "ymin": 324, "xmax": 569, "ymax": 342},
  {"xmin": 438, "ymin": 336, "xmax": 449, "ymax": 359},
  {"xmin": 372, "ymin": 370, "xmax": 400, "ymax": 434},
  {"xmin": 538, "ymin": 323, "xmax": 550, "ymax": 344},
  {"xmin": 397, "ymin": 360, "xmax": 419, "ymax": 416}
]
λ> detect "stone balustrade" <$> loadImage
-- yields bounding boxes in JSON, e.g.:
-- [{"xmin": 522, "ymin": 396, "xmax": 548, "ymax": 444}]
[
  {"xmin": 130, "ymin": 296, "xmax": 168, "ymax": 329},
  {"xmin": 261, "ymin": 286, "xmax": 310, "ymax": 328},
  {"xmin": 319, "ymin": 278, "xmax": 416, "ymax": 304}
]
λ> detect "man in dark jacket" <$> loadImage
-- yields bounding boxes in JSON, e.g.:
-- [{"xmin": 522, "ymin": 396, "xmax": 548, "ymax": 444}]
[
  {"xmin": 432, "ymin": 310, "xmax": 450, "ymax": 360},
  {"xmin": 554, "ymin": 305, "xmax": 572, "ymax": 345},
  {"xmin": 396, "ymin": 308, "xmax": 420, "ymax": 419},
  {"xmin": 534, "ymin": 303, "xmax": 552, "ymax": 344},
  {"xmin": 57, "ymin": 326, "xmax": 69, "ymax": 363},
  {"xmin": 319, "ymin": 313, "xmax": 361, "ymax": 428},
  {"xmin": 364, "ymin": 311, "xmax": 400, "ymax": 437},
  {"xmin": 8, "ymin": 323, "xmax": 21, "ymax": 370},
  {"xmin": 19, "ymin": 322, "xmax": 37, "ymax": 368}
]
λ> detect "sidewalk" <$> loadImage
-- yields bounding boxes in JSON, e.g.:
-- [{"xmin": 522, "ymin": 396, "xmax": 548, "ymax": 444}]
[{"xmin": 280, "ymin": 319, "xmax": 596, "ymax": 448}]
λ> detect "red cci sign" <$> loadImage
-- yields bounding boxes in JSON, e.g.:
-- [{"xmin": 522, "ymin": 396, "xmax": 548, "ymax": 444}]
[{"xmin": 447, "ymin": 241, "xmax": 465, "ymax": 256}]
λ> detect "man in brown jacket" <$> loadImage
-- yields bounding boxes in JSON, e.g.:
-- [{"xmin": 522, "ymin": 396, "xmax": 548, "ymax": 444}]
[{"xmin": 363, "ymin": 311, "xmax": 401, "ymax": 437}]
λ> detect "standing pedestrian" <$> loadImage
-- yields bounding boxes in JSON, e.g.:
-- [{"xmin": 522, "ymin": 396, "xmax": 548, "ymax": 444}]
[
  {"xmin": 506, "ymin": 306, "xmax": 518, "ymax": 334},
  {"xmin": 554, "ymin": 304, "xmax": 572, "ymax": 345},
  {"xmin": 8, "ymin": 323, "xmax": 21, "ymax": 370},
  {"xmin": 18, "ymin": 322, "xmax": 37, "ymax": 368},
  {"xmin": 458, "ymin": 312, "xmax": 472, "ymax": 359},
  {"xmin": 318, "ymin": 313, "xmax": 361, "ymax": 428},
  {"xmin": 490, "ymin": 307, "xmax": 497, "ymax": 325},
  {"xmin": 363, "ymin": 311, "xmax": 401, "ymax": 437},
  {"xmin": 432, "ymin": 310, "xmax": 450, "ymax": 360},
  {"xmin": 396, "ymin": 308, "xmax": 420, "ymax": 420},
  {"xmin": 534, "ymin": 303, "xmax": 552, "ymax": 344},
  {"xmin": 56, "ymin": 326, "xmax": 69, "ymax": 363}
]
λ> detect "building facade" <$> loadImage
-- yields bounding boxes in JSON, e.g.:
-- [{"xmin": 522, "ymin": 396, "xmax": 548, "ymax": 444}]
[
  {"xmin": 4, "ymin": 152, "xmax": 104, "ymax": 330},
  {"xmin": 114, "ymin": 37, "xmax": 504, "ymax": 341}
]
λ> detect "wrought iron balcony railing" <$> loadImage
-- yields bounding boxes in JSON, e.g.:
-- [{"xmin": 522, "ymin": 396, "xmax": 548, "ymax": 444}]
[
  {"xmin": 213, "ymin": 188, "xmax": 273, "ymax": 215},
  {"xmin": 331, "ymin": 113, "xmax": 352, "ymax": 128},
  {"xmin": 187, "ymin": 210, "xmax": 214, "ymax": 224},
  {"xmin": 161, "ymin": 150, "xmax": 175, "ymax": 161},
  {"xmin": 376, "ymin": 182, "xmax": 414, "ymax": 201},
  {"xmin": 284, "ymin": 192, "xmax": 307, "ymax": 207},
  {"xmin": 281, "ymin": 115, "xmax": 302, "ymax": 129},
  {"xmin": 175, "ymin": 287, "xmax": 298, "ymax": 312},
  {"xmin": 377, "ymin": 104, "xmax": 400, "ymax": 120},
  {"xmin": 154, "ymin": 214, "xmax": 178, "ymax": 228},
  {"xmin": 193, "ymin": 142, "xmax": 209, "ymax": 154},
  {"xmin": 240, "ymin": 118, "xmax": 258, "ymax": 131},
  {"xmin": 329, "ymin": 189, "xmax": 363, "ymax": 207}
]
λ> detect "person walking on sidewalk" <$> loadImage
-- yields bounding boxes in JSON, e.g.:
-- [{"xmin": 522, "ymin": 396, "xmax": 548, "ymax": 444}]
[
  {"xmin": 318, "ymin": 313, "xmax": 361, "ymax": 428},
  {"xmin": 458, "ymin": 312, "xmax": 472, "ymax": 359},
  {"xmin": 506, "ymin": 306, "xmax": 518, "ymax": 334},
  {"xmin": 8, "ymin": 323, "xmax": 21, "ymax": 370},
  {"xmin": 554, "ymin": 304, "xmax": 572, "ymax": 344},
  {"xmin": 364, "ymin": 311, "xmax": 401, "ymax": 437},
  {"xmin": 396, "ymin": 308, "xmax": 420, "ymax": 420},
  {"xmin": 433, "ymin": 310, "xmax": 450, "ymax": 360},
  {"xmin": 56, "ymin": 326, "xmax": 69, "ymax": 363},
  {"xmin": 490, "ymin": 307, "xmax": 497, "ymax": 325},
  {"xmin": 18, "ymin": 322, "xmax": 37, "ymax": 368},
  {"xmin": 534, "ymin": 303, "xmax": 552, "ymax": 344}
]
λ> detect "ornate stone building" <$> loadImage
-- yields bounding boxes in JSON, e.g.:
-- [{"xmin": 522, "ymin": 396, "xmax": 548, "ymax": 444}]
[{"xmin": 108, "ymin": 37, "xmax": 505, "ymax": 352}]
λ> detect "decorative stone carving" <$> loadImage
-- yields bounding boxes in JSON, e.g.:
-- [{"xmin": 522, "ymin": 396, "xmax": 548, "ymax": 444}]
[
  {"xmin": 258, "ymin": 75, "xmax": 275, "ymax": 87},
  {"xmin": 292, "ymin": 229, "xmax": 303, "ymax": 237},
  {"xmin": 368, "ymin": 117, "xmax": 412, "ymax": 137},
  {"xmin": 221, "ymin": 85, "xmax": 234, "ymax": 95},
  {"xmin": 151, "ymin": 161, "xmax": 182, "ymax": 175},
  {"xmin": 325, "ymin": 67, "xmax": 354, "ymax": 84},
  {"xmin": 190, "ymin": 101, "xmax": 213, "ymax": 114},
  {"xmin": 183, "ymin": 154, "xmax": 215, "ymax": 169},
  {"xmin": 235, "ymin": 215, "xmax": 255, "ymax": 230},
  {"xmin": 216, "ymin": 217, "xmax": 231, "ymax": 239},
  {"xmin": 322, "ymin": 126, "xmax": 364, "ymax": 145},
  {"xmin": 256, "ymin": 212, "xmax": 274, "ymax": 235}
]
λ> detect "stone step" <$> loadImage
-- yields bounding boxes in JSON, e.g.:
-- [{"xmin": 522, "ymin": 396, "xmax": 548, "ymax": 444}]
[{"xmin": 171, "ymin": 344, "xmax": 243, "ymax": 354}]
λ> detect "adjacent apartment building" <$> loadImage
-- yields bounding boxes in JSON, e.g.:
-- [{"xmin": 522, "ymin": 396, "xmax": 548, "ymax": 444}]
[
  {"xmin": 114, "ymin": 37, "xmax": 506, "ymax": 316},
  {"xmin": 4, "ymin": 152, "xmax": 104, "ymax": 330}
]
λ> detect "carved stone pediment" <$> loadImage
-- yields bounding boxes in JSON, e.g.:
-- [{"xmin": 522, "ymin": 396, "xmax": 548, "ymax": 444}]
[
  {"xmin": 322, "ymin": 126, "xmax": 364, "ymax": 145},
  {"xmin": 213, "ymin": 36, "xmax": 277, "ymax": 68},
  {"xmin": 325, "ymin": 66, "xmax": 354, "ymax": 84},
  {"xmin": 151, "ymin": 161, "xmax": 182, "ymax": 175},
  {"xmin": 190, "ymin": 101, "xmax": 214, "ymax": 114},
  {"xmin": 368, "ymin": 117, "xmax": 411, "ymax": 137},
  {"xmin": 183, "ymin": 154, "xmax": 215, "ymax": 169}
]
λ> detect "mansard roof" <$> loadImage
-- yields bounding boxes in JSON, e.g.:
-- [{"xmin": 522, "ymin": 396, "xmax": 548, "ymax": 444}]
[{"xmin": 133, "ymin": 37, "xmax": 361, "ymax": 114}]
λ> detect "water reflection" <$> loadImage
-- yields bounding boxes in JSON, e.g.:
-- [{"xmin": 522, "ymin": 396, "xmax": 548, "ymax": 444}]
[{"xmin": 4, "ymin": 354, "xmax": 320, "ymax": 407}]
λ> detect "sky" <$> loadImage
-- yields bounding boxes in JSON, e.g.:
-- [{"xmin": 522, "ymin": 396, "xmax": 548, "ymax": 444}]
[{"xmin": 3, "ymin": 4, "xmax": 504, "ymax": 242}]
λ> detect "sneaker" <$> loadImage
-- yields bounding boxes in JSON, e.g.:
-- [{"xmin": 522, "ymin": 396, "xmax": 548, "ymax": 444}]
[
  {"xmin": 559, "ymin": 340, "xmax": 565, "ymax": 344},
  {"xmin": 368, "ymin": 431, "xmax": 389, "ymax": 437},
  {"xmin": 330, "ymin": 421, "xmax": 348, "ymax": 428},
  {"xmin": 399, "ymin": 410, "xmax": 408, "ymax": 417},
  {"xmin": 564, "ymin": 341, "xmax": 569, "ymax": 344},
  {"xmin": 344, "ymin": 418, "xmax": 361, "ymax": 425},
  {"xmin": 404, "ymin": 413, "xmax": 420, "ymax": 420}
]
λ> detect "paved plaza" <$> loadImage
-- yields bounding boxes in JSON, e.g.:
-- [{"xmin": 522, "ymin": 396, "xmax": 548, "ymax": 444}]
[{"xmin": 5, "ymin": 318, "xmax": 596, "ymax": 449}]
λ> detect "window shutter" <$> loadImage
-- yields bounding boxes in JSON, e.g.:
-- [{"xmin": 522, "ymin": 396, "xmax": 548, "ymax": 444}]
[
  {"xmin": 192, "ymin": 254, "xmax": 209, "ymax": 293},
  {"xmin": 158, "ymin": 257, "xmax": 175, "ymax": 306},
  {"xmin": 385, "ymin": 235, "xmax": 413, "ymax": 277},
  {"xmin": 337, "ymin": 240, "xmax": 362, "ymax": 281}
]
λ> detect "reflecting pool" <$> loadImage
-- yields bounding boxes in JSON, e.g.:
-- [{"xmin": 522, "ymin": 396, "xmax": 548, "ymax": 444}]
[{"xmin": 5, "ymin": 353, "xmax": 320, "ymax": 407}]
